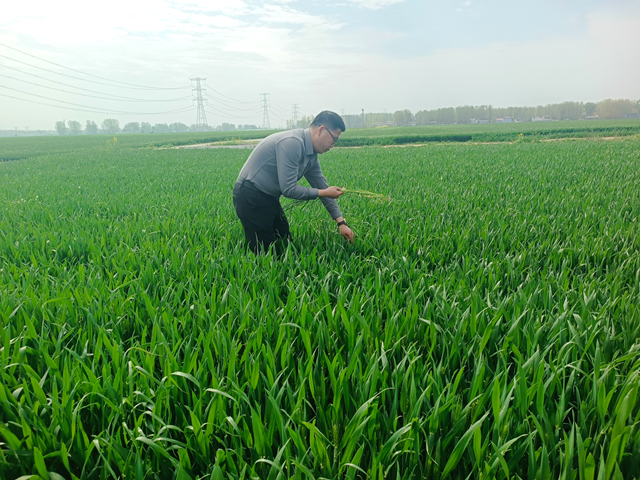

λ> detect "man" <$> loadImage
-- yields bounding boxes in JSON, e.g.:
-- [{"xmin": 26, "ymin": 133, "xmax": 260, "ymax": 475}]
[{"xmin": 233, "ymin": 110, "xmax": 354, "ymax": 254}]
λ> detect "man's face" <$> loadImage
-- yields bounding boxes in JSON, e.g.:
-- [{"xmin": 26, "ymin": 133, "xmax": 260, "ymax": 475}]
[{"xmin": 317, "ymin": 125, "xmax": 342, "ymax": 153}]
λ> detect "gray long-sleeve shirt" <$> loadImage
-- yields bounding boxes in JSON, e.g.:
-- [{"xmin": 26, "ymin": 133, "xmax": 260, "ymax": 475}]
[{"xmin": 236, "ymin": 128, "xmax": 342, "ymax": 219}]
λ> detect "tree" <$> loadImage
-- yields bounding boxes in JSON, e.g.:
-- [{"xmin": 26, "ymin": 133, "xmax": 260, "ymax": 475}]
[
  {"xmin": 67, "ymin": 120, "xmax": 83, "ymax": 135},
  {"xmin": 584, "ymin": 102, "xmax": 597, "ymax": 117},
  {"xmin": 169, "ymin": 122, "xmax": 188, "ymax": 133},
  {"xmin": 122, "ymin": 122, "xmax": 141, "ymax": 133},
  {"xmin": 414, "ymin": 110, "xmax": 432, "ymax": 125},
  {"xmin": 85, "ymin": 120, "xmax": 98, "ymax": 135},
  {"xmin": 55, "ymin": 121, "xmax": 68, "ymax": 135},
  {"xmin": 189, "ymin": 123, "xmax": 213, "ymax": 132},
  {"xmin": 140, "ymin": 122, "xmax": 152, "ymax": 134},
  {"xmin": 455, "ymin": 105, "xmax": 475, "ymax": 124},
  {"xmin": 102, "ymin": 118, "xmax": 121, "ymax": 134},
  {"xmin": 596, "ymin": 99, "xmax": 636, "ymax": 119},
  {"xmin": 393, "ymin": 109, "xmax": 413, "ymax": 126},
  {"xmin": 152, "ymin": 123, "xmax": 170, "ymax": 133}
]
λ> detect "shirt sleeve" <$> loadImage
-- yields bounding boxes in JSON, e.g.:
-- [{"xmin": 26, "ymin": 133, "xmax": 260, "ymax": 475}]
[
  {"xmin": 304, "ymin": 157, "xmax": 343, "ymax": 220},
  {"xmin": 276, "ymin": 138, "xmax": 319, "ymax": 200}
]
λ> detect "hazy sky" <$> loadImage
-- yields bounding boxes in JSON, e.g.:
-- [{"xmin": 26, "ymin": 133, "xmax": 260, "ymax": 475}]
[{"xmin": 1, "ymin": 0, "xmax": 639, "ymax": 130}]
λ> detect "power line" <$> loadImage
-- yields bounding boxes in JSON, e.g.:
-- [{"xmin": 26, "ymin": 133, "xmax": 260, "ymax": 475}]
[
  {"xmin": 0, "ymin": 92, "xmax": 195, "ymax": 116},
  {"xmin": 3, "ymin": 62, "xmax": 256, "ymax": 111},
  {"xmin": 206, "ymin": 96, "xmax": 262, "ymax": 111},
  {"xmin": 205, "ymin": 94, "xmax": 262, "ymax": 112},
  {"xmin": 0, "ymin": 42, "xmax": 190, "ymax": 90},
  {"xmin": 269, "ymin": 103, "xmax": 290, "ymax": 116},
  {"xmin": 0, "ymin": 73, "xmax": 192, "ymax": 103},
  {"xmin": 0, "ymin": 85, "xmax": 196, "ymax": 115},
  {"xmin": 207, "ymin": 87, "xmax": 262, "ymax": 104},
  {"xmin": 1, "ymin": 64, "xmax": 191, "ymax": 101},
  {"xmin": 270, "ymin": 98, "xmax": 291, "ymax": 113},
  {"xmin": 206, "ymin": 105, "xmax": 262, "ymax": 118},
  {"xmin": 203, "ymin": 97, "xmax": 262, "ymax": 117},
  {"xmin": 0, "ymin": 54, "xmax": 189, "ymax": 91},
  {"xmin": 204, "ymin": 107, "xmax": 261, "ymax": 120}
]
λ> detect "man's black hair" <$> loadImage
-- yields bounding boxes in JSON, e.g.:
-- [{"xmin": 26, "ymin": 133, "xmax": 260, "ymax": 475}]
[{"xmin": 310, "ymin": 111, "xmax": 346, "ymax": 132}]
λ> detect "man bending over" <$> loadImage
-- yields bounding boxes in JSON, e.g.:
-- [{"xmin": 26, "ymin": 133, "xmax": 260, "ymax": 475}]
[{"xmin": 233, "ymin": 110, "xmax": 354, "ymax": 254}]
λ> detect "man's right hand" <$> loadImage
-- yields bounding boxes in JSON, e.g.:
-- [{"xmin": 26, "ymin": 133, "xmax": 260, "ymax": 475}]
[{"xmin": 319, "ymin": 186, "xmax": 344, "ymax": 199}]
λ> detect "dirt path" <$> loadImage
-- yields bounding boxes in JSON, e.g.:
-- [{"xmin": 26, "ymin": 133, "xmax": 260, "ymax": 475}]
[
  {"xmin": 159, "ymin": 134, "xmax": 637, "ymax": 151},
  {"xmin": 160, "ymin": 139, "xmax": 262, "ymax": 150},
  {"xmin": 337, "ymin": 135, "xmax": 637, "ymax": 149}
]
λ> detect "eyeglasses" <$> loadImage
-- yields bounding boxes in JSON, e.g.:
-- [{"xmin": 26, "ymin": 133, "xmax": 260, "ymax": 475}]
[{"xmin": 323, "ymin": 125, "xmax": 339, "ymax": 144}]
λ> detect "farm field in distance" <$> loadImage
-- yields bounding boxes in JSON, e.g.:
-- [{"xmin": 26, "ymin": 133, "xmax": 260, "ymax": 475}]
[
  {"xmin": 1, "ymin": 125, "xmax": 639, "ymax": 479},
  {"xmin": 2, "ymin": 119, "xmax": 640, "ymax": 161}
]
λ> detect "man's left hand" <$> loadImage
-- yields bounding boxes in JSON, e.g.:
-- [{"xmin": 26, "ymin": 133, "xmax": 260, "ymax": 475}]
[{"xmin": 340, "ymin": 224, "xmax": 354, "ymax": 244}]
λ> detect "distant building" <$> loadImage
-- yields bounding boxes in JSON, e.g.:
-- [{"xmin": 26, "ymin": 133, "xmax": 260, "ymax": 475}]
[
  {"xmin": 532, "ymin": 116, "xmax": 553, "ymax": 122},
  {"xmin": 503, "ymin": 117, "xmax": 514, "ymax": 123},
  {"xmin": 624, "ymin": 113, "xmax": 639, "ymax": 119},
  {"xmin": 469, "ymin": 118, "xmax": 479, "ymax": 124},
  {"xmin": 585, "ymin": 115, "xmax": 599, "ymax": 120}
]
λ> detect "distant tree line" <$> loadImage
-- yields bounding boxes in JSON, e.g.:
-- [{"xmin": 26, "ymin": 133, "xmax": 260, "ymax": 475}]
[
  {"xmin": 54, "ymin": 119, "xmax": 259, "ymax": 135},
  {"xmin": 286, "ymin": 115, "xmax": 315, "ymax": 130},
  {"xmin": 216, "ymin": 123, "xmax": 259, "ymax": 131},
  {"xmin": 341, "ymin": 99, "xmax": 639, "ymax": 128},
  {"xmin": 53, "ymin": 99, "xmax": 639, "ymax": 135}
]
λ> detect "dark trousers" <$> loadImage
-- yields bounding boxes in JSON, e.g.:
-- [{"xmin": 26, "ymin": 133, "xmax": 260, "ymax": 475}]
[{"xmin": 233, "ymin": 180, "xmax": 291, "ymax": 254}]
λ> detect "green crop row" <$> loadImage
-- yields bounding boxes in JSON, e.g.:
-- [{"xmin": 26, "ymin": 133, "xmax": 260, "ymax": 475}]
[
  {"xmin": 3, "ymin": 119, "xmax": 640, "ymax": 162},
  {"xmin": 1, "ymin": 138, "xmax": 639, "ymax": 479},
  {"xmin": 0, "ymin": 130, "xmax": 278, "ymax": 162},
  {"xmin": 334, "ymin": 125, "xmax": 640, "ymax": 147},
  {"xmin": 336, "ymin": 119, "xmax": 640, "ymax": 138}
]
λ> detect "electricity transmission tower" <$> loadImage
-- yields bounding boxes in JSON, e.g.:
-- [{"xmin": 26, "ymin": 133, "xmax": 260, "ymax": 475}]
[
  {"xmin": 260, "ymin": 93, "xmax": 271, "ymax": 129},
  {"xmin": 292, "ymin": 104, "xmax": 300, "ymax": 127},
  {"xmin": 191, "ymin": 78, "xmax": 208, "ymax": 127}
]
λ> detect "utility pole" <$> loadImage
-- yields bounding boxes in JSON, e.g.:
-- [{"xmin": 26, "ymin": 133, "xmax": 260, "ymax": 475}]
[
  {"xmin": 292, "ymin": 104, "xmax": 300, "ymax": 128},
  {"xmin": 340, "ymin": 109, "xmax": 345, "ymax": 116},
  {"xmin": 260, "ymin": 93, "xmax": 271, "ymax": 130},
  {"xmin": 362, "ymin": 109, "xmax": 365, "ymax": 128},
  {"xmin": 190, "ymin": 78, "xmax": 208, "ymax": 128}
]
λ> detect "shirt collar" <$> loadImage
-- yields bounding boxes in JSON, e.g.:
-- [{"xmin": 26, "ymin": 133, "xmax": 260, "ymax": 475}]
[{"xmin": 303, "ymin": 128, "xmax": 315, "ymax": 156}]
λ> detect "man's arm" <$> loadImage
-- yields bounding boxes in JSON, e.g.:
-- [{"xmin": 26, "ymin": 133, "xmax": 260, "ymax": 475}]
[
  {"xmin": 304, "ymin": 159, "xmax": 354, "ymax": 243},
  {"xmin": 276, "ymin": 139, "xmax": 318, "ymax": 200},
  {"xmin": 304, "ymin": 158, "xmax": 343, "ymax": 219}
]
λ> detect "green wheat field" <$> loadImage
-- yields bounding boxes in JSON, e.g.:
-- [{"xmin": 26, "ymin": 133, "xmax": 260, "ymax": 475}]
[{"xmin": 1, "ymin": 125, "xmax": 639, "ymax": 479}]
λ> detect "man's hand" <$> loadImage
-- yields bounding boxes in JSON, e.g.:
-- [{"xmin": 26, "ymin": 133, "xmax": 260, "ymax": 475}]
[
  {"xmin": 319, "ymin": 186, "xmax": 344, "ymax": 199},
  {"xmin": 339, "ymin": 224, "xmax": 354, "ymax": 243}
]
